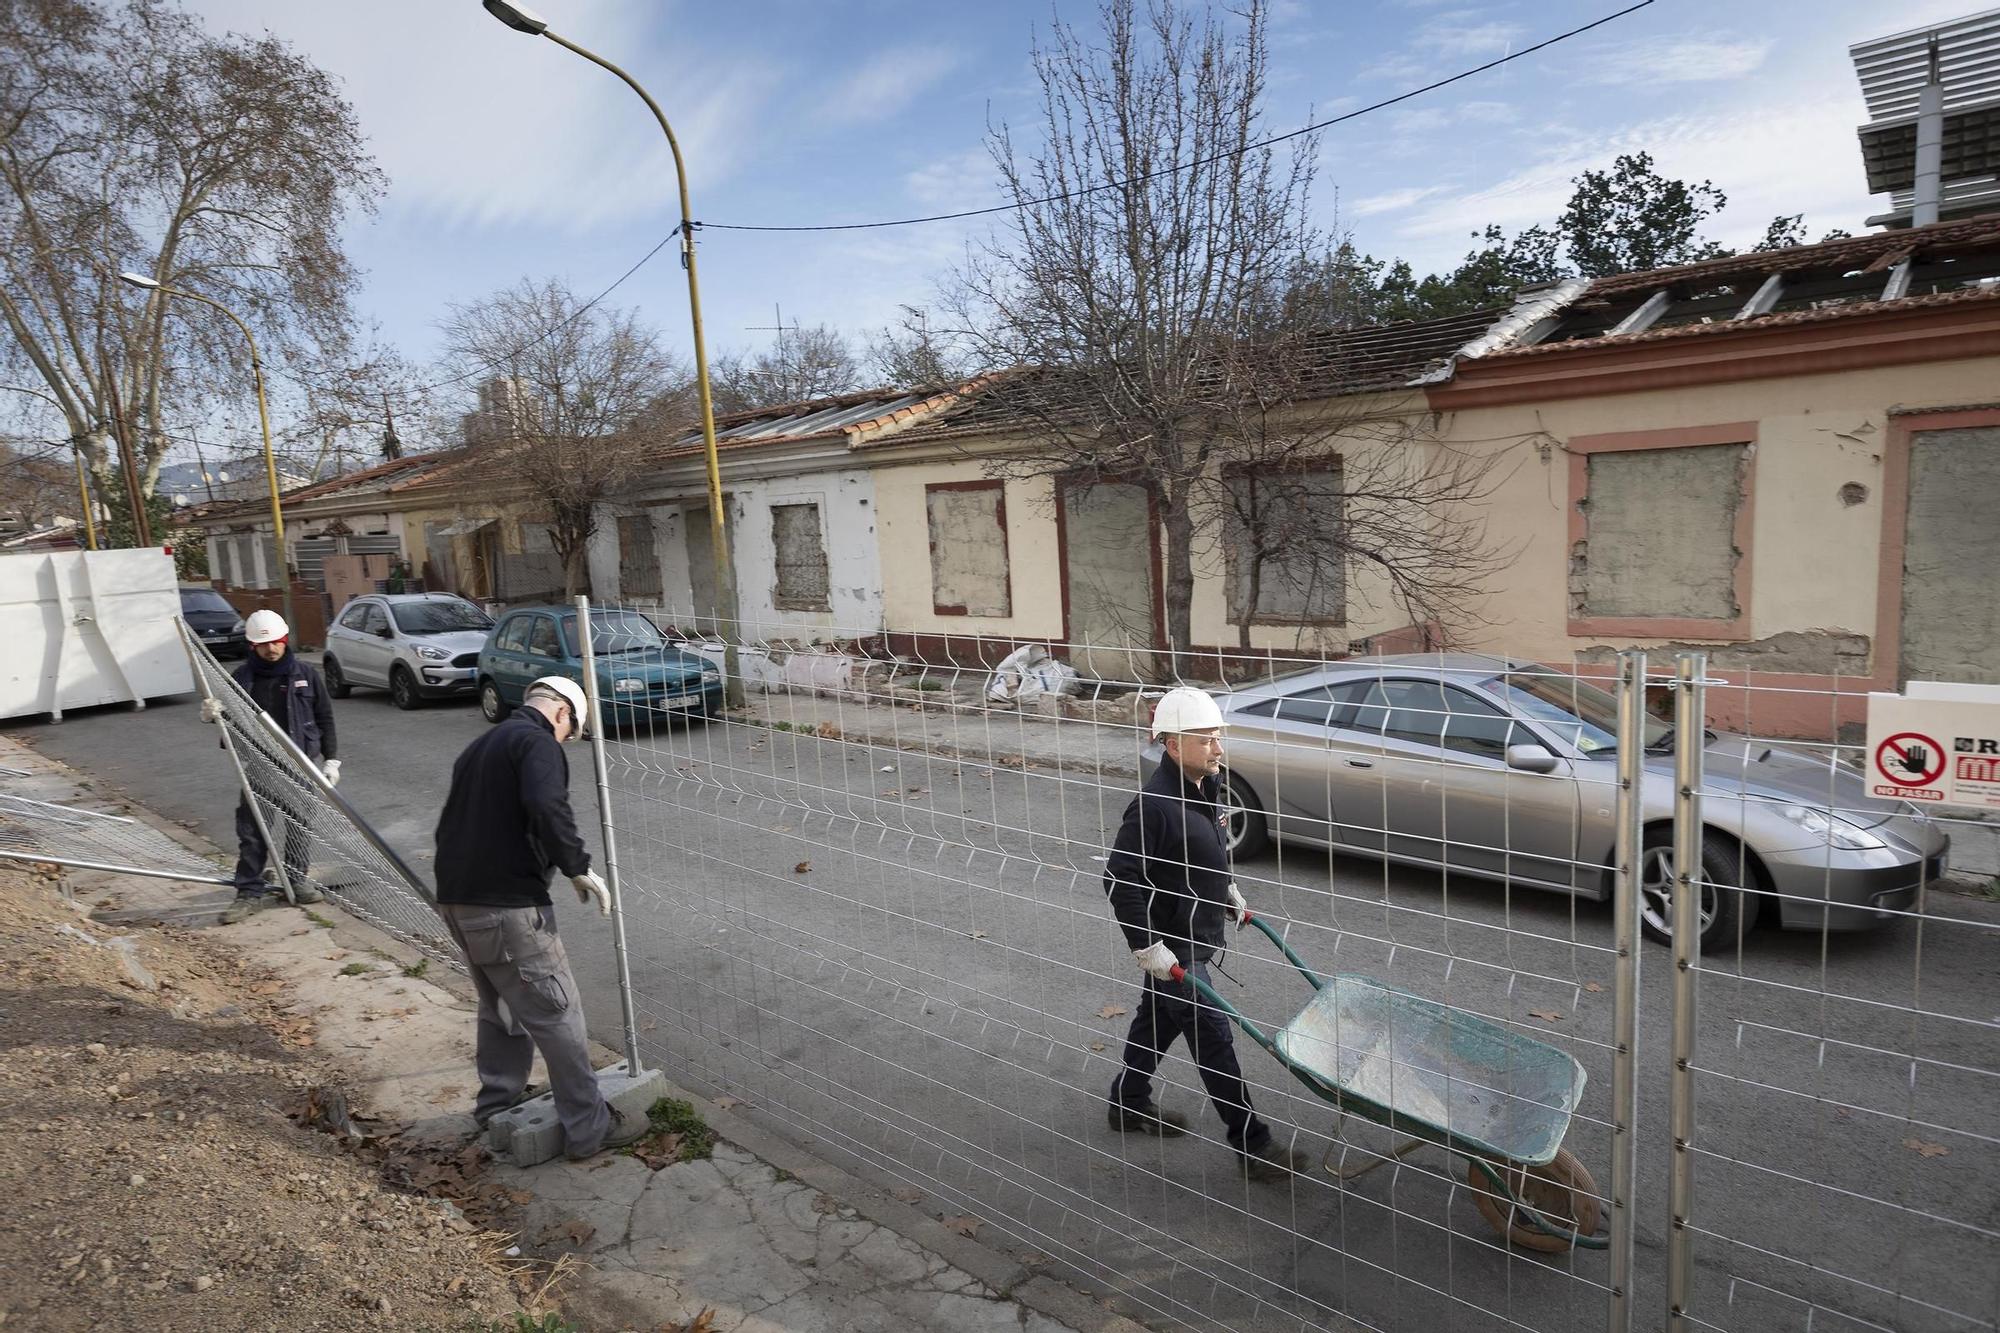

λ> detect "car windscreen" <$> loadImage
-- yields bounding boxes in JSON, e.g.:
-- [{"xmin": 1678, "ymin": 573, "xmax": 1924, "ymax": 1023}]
[
  {"xmin": 562, "ymin": 610, "xmax": 665, "ymax": 656},
  {"xmin": 179, "ymin": 589, "xmax": 236, "ymax": 616},
  {"xmin": 1483, "ymin": 671, "xmax": 1667, "ymax": 756},
  {"xmin": 390, "ymin": 600, "xmax": 492, "ymax": 635}
]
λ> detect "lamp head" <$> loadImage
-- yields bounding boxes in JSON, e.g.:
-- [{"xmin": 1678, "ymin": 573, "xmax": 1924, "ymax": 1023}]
[
  {"xmin": 482, "ymin": 0, "xmax": 549, "ymax": 34},
  {"xmin": 117, "ymin": 271, "xmax": 160, "ymax": 291}
]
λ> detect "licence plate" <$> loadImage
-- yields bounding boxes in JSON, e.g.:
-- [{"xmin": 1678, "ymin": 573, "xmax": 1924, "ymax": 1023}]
[
  {"xmin": 202, "ymin": 632, "xmax": 226, "ymax": 641},
  {"xmin": 660, "ymin": 694, "xmax": 700, "ymax": 710}
]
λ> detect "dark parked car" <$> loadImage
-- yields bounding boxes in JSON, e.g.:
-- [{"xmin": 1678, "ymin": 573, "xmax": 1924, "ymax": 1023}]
[
  {"xmin": 178, "ymin": 585, "xmax": 246, "ymax": 658},
  {"xmin": 477, "ymin": 605, "xmax": 722, "ymax": 730}
]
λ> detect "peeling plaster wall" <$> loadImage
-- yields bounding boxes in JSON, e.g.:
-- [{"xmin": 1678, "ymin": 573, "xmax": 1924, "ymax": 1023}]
[
  {"xmin": 1431, "ymin": 355, "xmax": 2000, "ymax": 671},
  {"xmin": 1573, "ymin": 444, "xmax": 1746, "ymax": 619}
]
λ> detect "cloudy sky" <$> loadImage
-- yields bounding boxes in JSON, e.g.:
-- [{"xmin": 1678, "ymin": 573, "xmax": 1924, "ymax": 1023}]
[{"xmin": 179, "ymin": 0, "xmax": 1981, "ymax": 406}]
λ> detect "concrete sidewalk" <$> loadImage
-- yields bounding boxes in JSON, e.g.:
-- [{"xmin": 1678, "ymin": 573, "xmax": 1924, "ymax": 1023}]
[{"xmin": 0, "ymin": 732, "xmax": 1145, "ymax": 1333}]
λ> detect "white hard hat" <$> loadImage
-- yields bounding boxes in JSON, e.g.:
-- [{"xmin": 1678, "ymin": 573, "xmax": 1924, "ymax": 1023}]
[
  {"xmin": 243, "ymin": 608, "xmax": 289, "ymax": 644},
  {"xmin": 526, "ymin": 675, "xmax": 590, "ymax": 739},
  {"xmin": 1151, "ymin": 686, "xmax": 1225, "ymax": 738}
]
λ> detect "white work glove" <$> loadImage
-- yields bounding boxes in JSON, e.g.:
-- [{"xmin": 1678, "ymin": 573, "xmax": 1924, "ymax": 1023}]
[
  {"xmin": 1226, "ymin": 883, "xmax": 1249, "ymax": 927},
  {"xmin": 320, "ymin": 759, "xmax": 341, "ymax": 787},
  {"xmin": 199, "ymin": 697, "xmax": 224, "ymax": 725},
  {"xmin": 572, "ymin": 870, "xmax": 612, "ymax": 917},
  {"xmin": 1132, "ymin": 940, "xmax": 1178, "ymax": 981}
]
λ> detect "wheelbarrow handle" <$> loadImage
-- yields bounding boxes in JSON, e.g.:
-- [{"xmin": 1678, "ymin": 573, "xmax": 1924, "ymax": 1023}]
[
  {"xmin": 1241, "ymin": 911, "xmax": 1328, "ymax": 992},
  {"xmin": 1168, "ymin": 963, "xmax": 1283, "ymax": 1058}
]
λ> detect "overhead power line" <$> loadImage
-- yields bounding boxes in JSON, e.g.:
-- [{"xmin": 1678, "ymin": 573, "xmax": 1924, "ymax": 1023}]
[{"xmin": 698, "ymin": 0, "xmax": 1657, "ymax": 233}]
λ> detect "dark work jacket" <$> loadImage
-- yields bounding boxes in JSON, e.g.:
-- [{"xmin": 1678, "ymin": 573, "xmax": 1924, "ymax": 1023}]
[
  {"xmin": 434, "ymin": 708, "xmax": 590, "ymax": 907},
  {"xmin": 1104, "ymin": 755, "xmax": 1232, "ymax": 965},
  {"xmin": 229, "ymin": 653, "xmax": 336, "ymax": 762}
]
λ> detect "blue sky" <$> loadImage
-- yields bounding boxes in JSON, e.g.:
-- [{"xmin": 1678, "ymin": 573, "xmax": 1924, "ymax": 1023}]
[{"xmin": 179, "ymin": 0, "xmax": 1981, "ymax": 416}]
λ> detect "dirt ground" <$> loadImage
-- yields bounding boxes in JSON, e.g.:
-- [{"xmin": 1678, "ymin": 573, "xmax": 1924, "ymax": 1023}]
[{"xmin": 0, "ymin": 863, "xmax": 552, "ymax": 1333}]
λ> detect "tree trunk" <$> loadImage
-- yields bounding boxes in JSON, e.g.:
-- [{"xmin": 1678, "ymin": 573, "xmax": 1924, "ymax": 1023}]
[
  {"xmin": 1237, "ymin": 555, "xmax": 1260, "ymax": 653},
  {"xmin": 561, "ymin": 539, "xmax": 590, "ymax": 600},
  {"xmin": 1161, "ymin": 498, "xmax": 1196, "ymax": 679}
]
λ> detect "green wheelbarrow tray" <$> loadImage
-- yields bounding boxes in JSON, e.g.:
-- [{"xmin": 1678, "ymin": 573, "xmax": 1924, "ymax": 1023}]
[{"xmin": 1173, "ymin": 914, "xmax": 1606, "ymax": 1251}]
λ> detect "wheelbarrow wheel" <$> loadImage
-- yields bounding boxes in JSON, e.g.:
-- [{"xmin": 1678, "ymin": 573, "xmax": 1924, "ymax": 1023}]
[{"xmin": 1466, "ymin": 1149, "xmax": 1600, "ymax": 1253}]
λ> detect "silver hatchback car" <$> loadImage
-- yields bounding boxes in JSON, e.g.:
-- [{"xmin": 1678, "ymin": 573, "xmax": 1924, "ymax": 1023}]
[
  {"xmin": 323, "ymin": 593, "xmax": 494, "ymax": 710},
  {"xmin": 1212, "ymin": 654, "xmax": 1949, "ymax": 949}
]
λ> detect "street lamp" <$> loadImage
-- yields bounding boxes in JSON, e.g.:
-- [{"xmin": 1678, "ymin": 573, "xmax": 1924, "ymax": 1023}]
[
  {"xmin": 118, "ymin": 271, "xmax": 294, "ymax": 637},
  {"xmin": 482, "ymin": 1, "xmax": 743, "ymax": 707}
]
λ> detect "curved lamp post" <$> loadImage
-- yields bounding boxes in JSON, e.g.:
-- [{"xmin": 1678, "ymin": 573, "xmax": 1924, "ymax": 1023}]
[
  {"xmin": 118, "ymin": 272, "xmax": 294, "ymax": 636},
  {"xmin": 482, "ymin": 0, "xmax": 743, "ymax": 707}
]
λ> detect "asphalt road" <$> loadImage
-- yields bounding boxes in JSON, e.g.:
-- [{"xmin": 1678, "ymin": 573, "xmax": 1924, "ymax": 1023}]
[{"xmin": 17, "ymin": 683, "xmax": 2000, "ymax": 1333}]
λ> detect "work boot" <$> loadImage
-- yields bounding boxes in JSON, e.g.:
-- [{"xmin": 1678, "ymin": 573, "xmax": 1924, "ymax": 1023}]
[
  {"xmin": 567, "ymin": 1106, "xmax": 651, "ymax": 1161},
  {"xmin": 219, "ymin": 893, "xmax": 278, "ymax": 925},
  {"xmin": 1240, "ymin": 1139, "xmax": 1311, "ymax": 1183},
  {"xmin": 288, "ymin": 884, "xmax": 325, "ymax": 906},
  {"xmin": 1107, "ymin": 1100, "xmax": 1189, "ymax": 1137}
]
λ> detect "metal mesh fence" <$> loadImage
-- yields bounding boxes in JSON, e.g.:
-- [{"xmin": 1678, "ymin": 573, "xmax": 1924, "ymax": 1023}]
[
  {"xmin": 1663, "ymin": 660, "xmax": 1999, "ymax": 1333},
  {"xmin": 587, "ymin": 605, "xmax": 1653, "ymax": 1332},
  {"xmin": 175, "ymin": 621, "xmax": 458, "ymax": 969},
  {"xmin": 0, "ymin": 791, "xmax": 232, "ymax": 886}
]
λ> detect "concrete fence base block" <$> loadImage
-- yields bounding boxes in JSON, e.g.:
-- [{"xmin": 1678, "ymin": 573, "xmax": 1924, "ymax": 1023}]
[{"xmin": 485, "ymin": 1060, "xmax": 667, "ymax": 1168}]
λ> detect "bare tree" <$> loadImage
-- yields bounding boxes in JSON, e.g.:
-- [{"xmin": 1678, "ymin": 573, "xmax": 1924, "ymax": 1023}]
[
  {"xmin": 709, "ymin": 322, "xmax": 861, "ymax": 413},
  {"xmin": 0, "ymin": 0, "xmax": 380, "ymax": 535},
  {"xmin": 864, "ymin": 305, "xmax": 981, "ymax": 388},
  {"xmin": 440, "ymin": 278, "xmax": 689, "ymax": 597},
  {"xmin": 947, "ymin": 0, "xmax": 1502, "ymax": 669},
  {"xmin": 0, "ymin": 436, "xmax": 76, "ymax": 527}
]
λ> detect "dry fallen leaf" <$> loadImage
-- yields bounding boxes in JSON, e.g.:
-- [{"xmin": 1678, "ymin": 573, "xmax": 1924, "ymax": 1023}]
[
  {"xmin": 941, "ymin": 1215, "xmax": 983, "ymax": 1238},
  {"xmin": 714, "ymin": 1096, "xmax": 745, "ymax": 1111},
  {"xmin": 1096, "ymin": 1004, "xmax": 1128, "ymax": 1020},
  {"xmin": 969, "ymin": 930, "xmax": 988, "ymax": 940},
  {"xmin": 892, "ymin": 1186, "xmax": 925, "ymax": 1205},
  {"xmin": 504, "ymin": 1188, "xmax": 535, "ymax": 1206},
  {"xmin": 1528, "ymin": 1008, "xmax": 1563, "ymax": 1023},
  {"xmin": 1905, "ymin": 1138, "xmax": 1949, "ymax": 1158},
  {"xmin": 1089, "ymin": 1042, "xmax": 1107, "ymax": 1053},
  {"xmin": 1583, "ymin": 981, "xmax": 1603, "ymax": 993},
  {"xmin": 678, "ymin": 1309, "xmax": 720, "ymax": 1333},
  {"xmin": 794, "ymin": 861, "xmax": 812, "ymax": 875}
]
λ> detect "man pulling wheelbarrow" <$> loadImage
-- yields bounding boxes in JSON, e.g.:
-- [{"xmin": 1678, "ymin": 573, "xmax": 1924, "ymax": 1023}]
[{"xmin": 1103, "ymin": 686, "xmax": 1307, "ymax": 1182}]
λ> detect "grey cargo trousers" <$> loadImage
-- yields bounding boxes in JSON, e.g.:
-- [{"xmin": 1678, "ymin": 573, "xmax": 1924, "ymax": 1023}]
[{"xmin": 438, "ymin": 902, "xmax": 610, "ymax": 1157}]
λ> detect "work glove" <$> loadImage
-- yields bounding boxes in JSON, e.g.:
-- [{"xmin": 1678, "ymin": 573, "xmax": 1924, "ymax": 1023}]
[
  {"xmin": 320, "ymin": 759, "xmax": 341, "ymax": 788},
  {"xmin": 199, "ymin": 697, "xmax": 224, "ymax": 725},
  {"xmin": 1226, "ymin": 883, "xmax": 1249, "ymax": 927},
  {"xmin": 1132, "ymin": 940, "xmax": 1178, "ymax": 981},
  {"xmin": 572, "ymin": 870, "xmax": 612, "ymax": 917}
]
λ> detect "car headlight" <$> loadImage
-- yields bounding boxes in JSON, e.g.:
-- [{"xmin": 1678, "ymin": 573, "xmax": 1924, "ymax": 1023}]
[
  {"xmin": 701, "ymin": 664, "xmax": 720, "ymax": 678},
  {"xmin": 1778, "ymin": 804, "xmax": 1887, "ymax": 851},
  {"xmin": 413, "ymin": 645, "xmax": 450, "ymax": 661},
  {"xmin": 230, "ymin": 619, "xmax": 246, "ymax": 634},
  {"xmin": 613, "ymin": 678, "xmax": 646, "ymax": 694}
]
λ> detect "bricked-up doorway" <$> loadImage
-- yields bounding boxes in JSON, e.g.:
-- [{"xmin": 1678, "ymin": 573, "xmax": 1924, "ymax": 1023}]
[
  {"xmin": 1056, "ymin": 478, "xmax": 1161, "ymax": 684},
  {"xmin": 1901, "ymin": 425, "xmax": 2000, "ymax": 686}
]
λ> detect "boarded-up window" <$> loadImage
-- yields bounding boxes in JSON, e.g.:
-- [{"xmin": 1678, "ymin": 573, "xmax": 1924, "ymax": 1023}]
[
  {"xmin": 1222, "ymin": 464, "xmax": 1345, "ymax": 624},
  {"xmin": 771, "ymin": 503, "xmax": 829, "ymax": 611},
  {"xmin": 925, "ymin": 481, "xmax": 1011, "ymax": 616},
  {"xmin": 1577, "ymin": 444, "xmax": 1745, "ymax": 619},
  {"xmin": 618, "ymin": 513, "xmax": 662, "ymax": 602},
  {"xmin": 497, "ymin": 521, "xmax": 565, "ymax": 603}
]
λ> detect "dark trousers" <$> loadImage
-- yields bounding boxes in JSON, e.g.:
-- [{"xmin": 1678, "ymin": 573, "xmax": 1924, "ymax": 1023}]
[
  {"xmin": 231, "ymin": 797, "xmax": 308, "ymax": 895},
  {"xmin": 1111, "ymin": 963, "xmax": 1269, "ymax": 1151}
]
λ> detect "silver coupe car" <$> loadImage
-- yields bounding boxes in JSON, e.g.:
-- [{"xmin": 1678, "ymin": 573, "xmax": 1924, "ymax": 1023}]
[{"xmin": 1210, "ymin": 655, "xmax": 1950, "ymax": 949}]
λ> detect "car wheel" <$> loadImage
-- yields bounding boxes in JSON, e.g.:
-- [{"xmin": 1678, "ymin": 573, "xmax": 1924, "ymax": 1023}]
[
  {"xmin": 1638, "ymin": 829, "xmax": 1758, "ymax": 951},
  {"xmin": 479, "ymin": 679, "xmax": 510, "ymax": 724},
  {"xmin": 389, "ymin": 665, "xmax": 423, "ymax": 711},
  {"xmin": 323, "ymin": 655, "xmax": 352, "ymax": 699},
  {"xmin": 1217, "ymin": 769, "xmax": 1271, "ymax": 860}
]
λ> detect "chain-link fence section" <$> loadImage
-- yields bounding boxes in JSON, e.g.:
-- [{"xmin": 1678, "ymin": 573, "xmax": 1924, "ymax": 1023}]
[
  {"xmin": 0, "ymin": 791, "xmax": 232, "ymax": 886},
  {"xmin": 176, "ymin": 621, "xmax": 458, "ymax": 969}
]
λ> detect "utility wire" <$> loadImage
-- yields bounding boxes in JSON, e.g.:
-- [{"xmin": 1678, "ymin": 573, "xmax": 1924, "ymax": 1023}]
[{"xmin": 698, "ymin": 0, "xmax": 1656, "ymax": 233}]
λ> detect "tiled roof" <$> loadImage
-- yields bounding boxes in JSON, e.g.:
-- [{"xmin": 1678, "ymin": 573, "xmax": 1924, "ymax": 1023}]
[
  {"xmin": 1587, "ymin": 214, "xmax": 2000, "ymax": 298},
  {"xmin": 643, "ymin": 381, "xmax": 995, "ymax": 460},
  {"xmin": 187, "ymin": 450, "xmax": 466, "ymax": 523}
]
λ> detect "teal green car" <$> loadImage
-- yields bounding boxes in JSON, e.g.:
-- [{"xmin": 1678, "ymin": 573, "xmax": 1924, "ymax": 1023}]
[{"xmin": 476, "ymin": 605, "xmax": 722, "ymax": 730}]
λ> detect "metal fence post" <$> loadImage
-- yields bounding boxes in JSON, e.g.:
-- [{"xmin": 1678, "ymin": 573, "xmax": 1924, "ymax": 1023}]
[
  {"xmin": 575, "ymin": 596, "xmax": 644, "ymax": 1074},
  {"xmin": 1607, "ymin": 649, "xmax": 1646, "ymax": 1333},
  {"xmin": 1666, "ymin": 650, "xmax": 1707, "ymax": 1328},
  {"xmin": 178, "ymin": 622, "xmax": 296, "ymax": 905}
]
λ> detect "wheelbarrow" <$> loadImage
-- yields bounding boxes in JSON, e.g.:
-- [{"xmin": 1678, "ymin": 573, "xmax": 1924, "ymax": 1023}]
[{"xmin": 1172, "ymin": 913, "xmax": 1606, "ymax": 1252}]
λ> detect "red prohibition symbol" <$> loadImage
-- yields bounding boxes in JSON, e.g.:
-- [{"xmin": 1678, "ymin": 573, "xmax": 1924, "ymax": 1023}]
[{"xmin": 1874, "ymin": 732, "xmax": 1945, "ymax": 787}]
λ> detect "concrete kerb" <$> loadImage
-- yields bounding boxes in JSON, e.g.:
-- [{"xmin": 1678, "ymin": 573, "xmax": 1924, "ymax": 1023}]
[{"xmin": 0, "ymin": 731, "xmax": 1154, "ymax": 1333}]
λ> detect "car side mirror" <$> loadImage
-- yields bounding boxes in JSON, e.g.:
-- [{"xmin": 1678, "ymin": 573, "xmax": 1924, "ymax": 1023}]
[
  {"xmin": 1505, "ymin": 743, "xmax": 1560, "ymax": 774},
  {"xmin": 376, "ymin": 626, "xmax": 394, "ymax": 639}
]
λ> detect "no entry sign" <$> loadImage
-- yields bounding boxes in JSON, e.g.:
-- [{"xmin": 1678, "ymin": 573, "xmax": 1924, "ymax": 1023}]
[{"xmin": 1866, "ymin": 684, "xmax": 2000, "ymax": 811}]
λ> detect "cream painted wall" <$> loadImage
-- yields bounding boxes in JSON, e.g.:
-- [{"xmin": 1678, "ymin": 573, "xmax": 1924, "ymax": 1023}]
[
  {"xmin": 1433, "ymin": 354, "xmax": 2000, "ymax": 664},
  {"xmin": 874, "ymin": 458, "xmax": 1064, "ymax": 640}
]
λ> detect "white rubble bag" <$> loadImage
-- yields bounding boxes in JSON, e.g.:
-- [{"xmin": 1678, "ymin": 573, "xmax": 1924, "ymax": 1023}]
[{"xmin": 986, "ymin": 643, "xmax": 1080, "ymax": 704}]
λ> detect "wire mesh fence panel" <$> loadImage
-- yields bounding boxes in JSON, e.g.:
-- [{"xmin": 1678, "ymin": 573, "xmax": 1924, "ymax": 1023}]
[
  {"xmin": 176, "ymin": 622, "xmax": 458, "ymax": 969},
  {"xmin": 0, "ymin": 791, "xmax": 232, "ymax": 885},
  {"xmin": 594, "ymin": 606, "xmax": 1643, "ymax": 1333},
  {"xmin": 1663, "ymin": 660, "xmax": 1999, "ymax": 1333}
]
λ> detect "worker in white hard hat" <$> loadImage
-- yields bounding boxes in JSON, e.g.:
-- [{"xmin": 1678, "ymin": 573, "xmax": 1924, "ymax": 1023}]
[
  {"xmin": 1101, "ymin": 685, "xmax": 1305, "ymax": 1182},
  {"xmin": 430, "ymin": 675, "xmax": 646, "ymax": 1160},
  {"xmin": 200, "ymin": 608, "xmax": 339, "ymax": 923}
]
